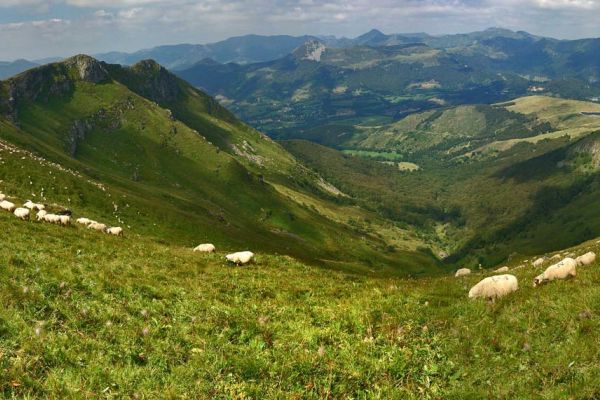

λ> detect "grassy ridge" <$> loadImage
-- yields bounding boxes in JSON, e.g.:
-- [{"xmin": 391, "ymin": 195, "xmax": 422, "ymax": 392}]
[{"xmin": 0, "ymin": 202, "xmax": 598, "ymax": 398}]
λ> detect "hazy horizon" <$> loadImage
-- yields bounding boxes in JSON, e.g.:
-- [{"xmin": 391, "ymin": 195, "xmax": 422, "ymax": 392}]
[{"xmin": 1, "ymin": 0, "xmax": 600, "ymax": 61}]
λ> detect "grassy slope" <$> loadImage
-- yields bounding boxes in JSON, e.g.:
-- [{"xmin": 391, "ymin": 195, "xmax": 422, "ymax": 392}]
[
  {"xmin": 1, "ymin": 197, "xmax": 599, "ymax": 398},
  {"xmin": 0, "ymin": 58, "xmax": 442, "ymax": 276}
]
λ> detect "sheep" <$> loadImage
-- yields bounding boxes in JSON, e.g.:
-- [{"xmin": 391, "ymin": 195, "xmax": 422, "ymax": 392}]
[
  {"xmin": 575, "ymin": 251, "xmax": 596, "ymax": 266},
  {"xmin": 455, "ymin": 268, "xmax": 471, "ymax": 277},
  {"xmin": 194, "ymin": 243, "xmax": 215, "ymax": 253},
  {"xmin": 0, "ymin": 200, "xmax": 16, "ymax": 212},
  {"xmin": 225, "ymin": 251, "xmax": 254, "ymax": 265},
  {"xmin": 43, "ymin": 213, "xmax": 60, "ymax": 224},
  {"xmin": 494, "ymin": 266, "xmax": 509, "ymax": 273},
  {"xmin": 532, "ymin": 257, "xmax": 545, "ymax": 267},
  {"xmin": 106, "ymin": 227, "xmax": 123, "ymax": 236},
  {"xmin": 533, "ymin": 258, "xmax": 577, "ymax": 287},
  {"xmin": 468, "ymin": 274, "xmax": 518, "ymax": 300},
  {"xmin": 34, "ymin": 203, "xmax": 45, "ymax": 210},
  {"xmin": 88, "ymin": 222, "xmax": 107, "ymax": 232},
  {"xmin": 36, "ymin": 209, "xmax": 47, "ymax": 221},
  {"xmin": 23, "ymin": 200, "xmax": 35, "ymax": 209},
  {"xmin": 58, "ymin": 215, "xmax": 71, "ymax": 226},
  {"xmin": 13, "ymin": 207, "xmax": 30, "ymax": 220},
  {"xmin": 76, "ymin": 217, "xmax": 94, "ymax": 226},
  {"xmin": 551, "ymin": 254, "xmax": 562, "ymax": 261},
  {"xmin": 0, "ymin": 193, "xmax": 5, "ymax": 201}
]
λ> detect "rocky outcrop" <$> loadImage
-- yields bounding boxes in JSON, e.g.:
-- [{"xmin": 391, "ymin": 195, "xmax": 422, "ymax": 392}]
[
  {"xmin": 126, "ymin": 60, "xmax": 181, "ymax": 103},
  {"xmin": 64, "ymin": 54, "xmax": 109, "ymax": 83}
]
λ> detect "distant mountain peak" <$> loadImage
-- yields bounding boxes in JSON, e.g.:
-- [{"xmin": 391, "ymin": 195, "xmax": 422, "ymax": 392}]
[
  {"xmin": 293, "ymin": 40, "xmax": 327, "ymax": 61},
  {"xmin": 356, "ymin": 29, "xmax": 387, "ymax": 44}
]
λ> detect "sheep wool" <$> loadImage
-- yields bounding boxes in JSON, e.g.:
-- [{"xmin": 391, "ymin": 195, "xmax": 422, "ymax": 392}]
[
  {"xmin": 43, "ymin": 213, "xmax": 60, "ymax": 224},
  {"xmin": 469, "ymin": 274, "xmax": 518, "ymax": 300},
  {"xmin": 533, "ymin": 257, "xmax": 577, "ymax": 287},
  {"xmin": 0, "ymin": 200, "xmax": 16, "ymax": 212},
  {"xmin": 532, "ymin": 257, "xmax": 545, "ymax": 267},
  {"xmin": 76, "ymin": 217, "xmax": 94, "ymax": 225},
  {"xmin": 107, "ymin": 227, "xmax": 124, "ymax": 236},
  {"xmin": 88, "ymin": 222, "xmax": 107, "ymax": 232},
  {"xmin": 494, "ymin": 266, "xmax": 509, "ymax": 273},
  {"xmin": 455, "ymin": 268, "xmax": 471, "ymax": 277},
  {"xmin": 23, "ymin": 200, "xmax": 36, "ymax": 209},
  {"xmin": 225, "ymin": 251, "xmax": 254, "ymax": 265},
  {"xmin": 576, "ymin": 251, "xmax": 596, "ymax": 266},
  {"xmin": 13, "ymin": 207, "xmax": 30, "ymax": 220},
  {"xmin": 36, "ymin": 210, "xmax": 47, "ymax": 221},
  {"xmin": 58, "ymin": 215, "xmax": 71, "ymax": 226},
  {"xmin": 0, "ymin": 193, "xmax": 5, "ymax": 201},
  {"xmin": 194, "ymin": 243, "xmax": 215, "ymax": 253}
]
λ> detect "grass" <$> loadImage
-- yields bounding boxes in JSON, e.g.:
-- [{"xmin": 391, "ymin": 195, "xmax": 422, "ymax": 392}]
[{"xmin": 1, "ymin": 205, "xmax": 599, "ymax": 398}]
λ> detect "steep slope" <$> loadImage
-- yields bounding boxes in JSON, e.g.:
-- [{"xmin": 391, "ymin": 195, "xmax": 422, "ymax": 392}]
[
  {"xmin": 1, "ymin": 194, "xmax": 599, "ymax": 398},
  {"xmin": 0, "ymin": 55, "xmax": 440, "ymax": 275}
]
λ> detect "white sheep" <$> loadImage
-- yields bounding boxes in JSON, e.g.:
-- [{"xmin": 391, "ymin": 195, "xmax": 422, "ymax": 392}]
[
  {"xmin": 13, "ymin": 207, "xmax": 30, "ymax": 220},
  {"xmin": 455, "ymin": 268, "xmax": 471, "ymax": 277},
  {"xmin": 36, "ymin": 209, "xmax": 47, "ymax": 221},
  {"xmin": 533, "ymin": 258, "xmax": 577, "ymax": 287},
  {"xmin": 468, "ymin": 274, "xmax": 518, "ymax": 300},
  {"xmin": 58, "ymin": 215, "xmax": 71, "ymax": 226},
  {"xmin": 0, "ymin": 200, "xmax": 16, "ymax": 212},
  {"xmin": 225, "ymin": 251, "xmax": 254, "ymax": 265},
  {"xmin": 494, "ymin": 266, "xmax": 509, "ymax": 273},
  {"xmin": 575, "ymin": 251, "xmax": 596, "ymax": 266},
  {"xmin": 551, "ymin": 254, "xmax": 562, "ymax": 261},
  {"xmin": 23, "ymin": 200, "xmax": 35, "ymax": 209},
  {"xmin": 43, "ymin": 213, "xmax": 60, "ymax": 224},
  {"xmin": 0, "ymin": 193, "xmax": 5, "ymax": 201},
  {"xmin": 194, "ymin": 243, "xmax": 215, "ymax": 253},
  {"xmin": 88, "ymin": 222, "xmax": 107, "ymax": 232},
  {"xmin": 532, "ymin": 257, "xmax": 545, "ymax": 267},
  {"xmin": 76, "ymin": 217, "xmax": 94, "ymax": 226},
  {"xmin": 106, "ymin": 226, "xmax": 123, "ymax": 236}
]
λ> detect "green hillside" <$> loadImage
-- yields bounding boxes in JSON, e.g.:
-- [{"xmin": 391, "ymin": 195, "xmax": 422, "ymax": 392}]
[
  {"xmin": 1, "ymin": 192, "xmax": 598, "ymax": 398},
  {"xmin": 284, "ymin": 96, "xmax": 600, "ymax": 266},
  {"xmin": 0, "ymin": 55, "xmax": 440, "ymax": 276}
]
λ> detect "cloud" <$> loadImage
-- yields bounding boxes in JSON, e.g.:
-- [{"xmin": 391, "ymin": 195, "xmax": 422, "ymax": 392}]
[{"xmin": 0, "ymin": 0, "xmax": 600, "ymax": 60}]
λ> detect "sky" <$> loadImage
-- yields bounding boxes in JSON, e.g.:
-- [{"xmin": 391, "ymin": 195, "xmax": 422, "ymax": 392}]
[{"xmin": 1, "ymin": 0, "xmax": 600, "ymax": 60}]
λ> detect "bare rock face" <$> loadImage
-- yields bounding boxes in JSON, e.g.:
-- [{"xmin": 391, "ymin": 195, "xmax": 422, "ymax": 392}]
[{"xmin": 64, "ymin": 55, "xmax": 109, "ymax": 83}]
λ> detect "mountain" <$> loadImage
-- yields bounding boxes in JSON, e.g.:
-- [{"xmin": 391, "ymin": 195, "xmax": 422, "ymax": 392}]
[
  {"xmin": 175, "ymin": 30, "xmax": 600, "ymax": 139},
  {"xmin": 0, "ymin": 55, "xmax": 441, "ymax": 275},
  {"xmin": 0, "ymin": 59, "xmax": 39, "ymax": 79},
  {"xmin": 95, "ymin": 34, "xmax": 319, "ymax": 70},
  {"xmin": 283, "ymin": 95, "xmax": 600, "ymax": 266}
]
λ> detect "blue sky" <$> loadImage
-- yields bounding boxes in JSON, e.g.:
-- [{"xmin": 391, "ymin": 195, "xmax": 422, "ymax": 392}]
[{"xmin": 1, "ymin": 0, "xmax": 599, "ymax": 60}]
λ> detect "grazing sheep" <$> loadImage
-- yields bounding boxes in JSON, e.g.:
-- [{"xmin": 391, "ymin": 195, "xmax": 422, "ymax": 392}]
[
  {"xmin": 36, "ymin": 210, "xmax": 47, "ymax": 221},
  {"xmin": 58, "ymin": 215, "xmax": 71, "ymax": 226},
  {"xmin": 43, "ymin": 213, "xmax": 60, "ymax": 224},
  {"xmin": 194, "ymin": 243, "xmax": 215, "ymax": 253},
  {"xmin": 469, "ymin": 274, "xmax": 519, "ymax": 300},
  {"xmin": 23, "ymin": 200, "xmax": 35, "ymax": 209},
  {"xmin": 0, "ymin": 193, "xmax": 5, "ymax": 201},
  {"xmin": 495, "ymin": 266, "xmax": 510, "ymax": 273},
  {"xmin": 0, "ymin": 200, "xmax": 16, "ymax": 212},
  {"xmin": 225, "ymin": 251, "xmax": 254, "ymax": 265},
  {"xmin": 551, "ymin": 254, "xmax": 562, "ymax": 260},
  {"xmin": 106, "ymin": 226, "xmax": 123, "ymax": 236},
  {"xmin": 532, "ymin": 257, "xmax": 545, "ymax": 267},
  {"xmin": 13, "ymin": 207, "xmax": 30, "ymax": 220},
  {"xmin": 88, "ymin": 222, "xmax": 107, "ymax": 232},
  {"xmin": 34, "ymin": 203, "xmax": 45, "ymax": 210},
  {"xmin": 76, "ymin": 217, "xmax": 94, "ymax": 226},
  {"xmin": 576, "ymin": 251, "xmax": 596, "ymax": 266},
  {"xmin": 533, "ymin": 258, "xmax": 577, "ymax": 287},
  {"xmin": 455, "ymin": 268, "xmax": 471, "ymax": 277}
]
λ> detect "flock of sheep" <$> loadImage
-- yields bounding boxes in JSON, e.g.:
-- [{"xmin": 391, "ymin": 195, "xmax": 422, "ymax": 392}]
[
  {"xmin": 455, "ymin": 251, "xmax": 597, "ymax": 300},
  {"xmin": 0, "ymin": 191, "xmax": 123, "ymax": 236},
  {"xmin": 193, "ymin": 243, "xmax": 255, "ymax": 265}
]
